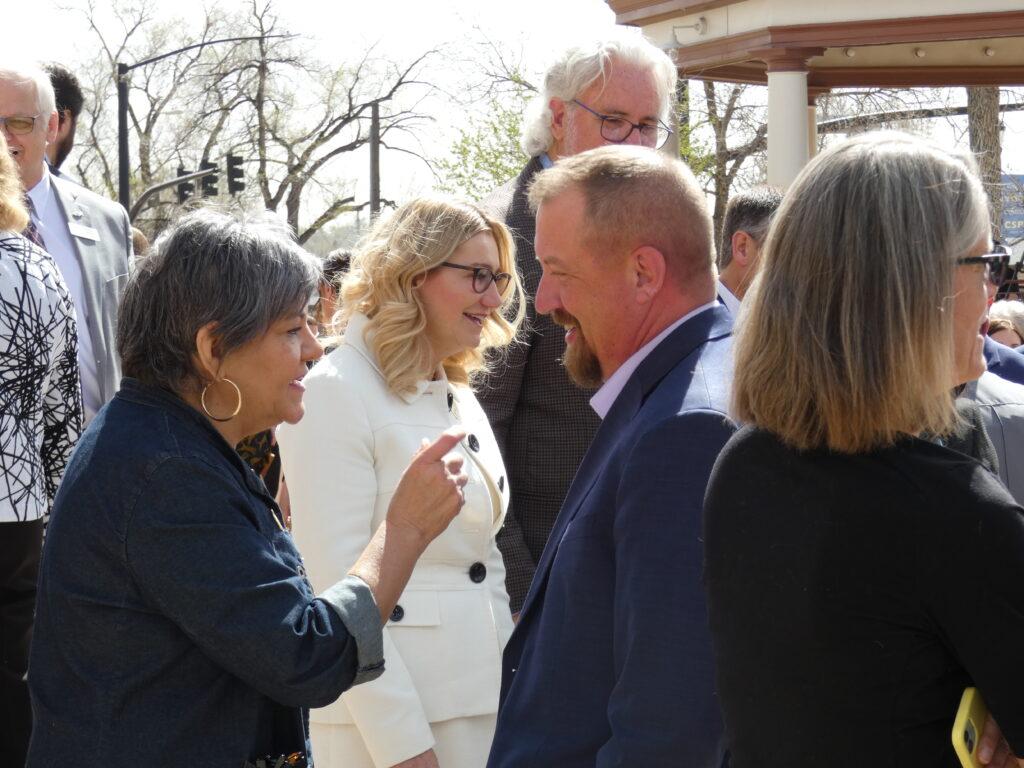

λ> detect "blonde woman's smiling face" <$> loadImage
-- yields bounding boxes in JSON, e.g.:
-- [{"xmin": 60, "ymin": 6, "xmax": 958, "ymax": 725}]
[{"xmin": 418, "ymin": 232, "xmax": 503, "ymax": 369}]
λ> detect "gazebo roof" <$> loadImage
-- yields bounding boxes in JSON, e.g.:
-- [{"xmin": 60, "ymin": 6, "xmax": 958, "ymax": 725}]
[{"xmin": 608, "ymin": 1, "xmax": 1024, "ymax": 88}]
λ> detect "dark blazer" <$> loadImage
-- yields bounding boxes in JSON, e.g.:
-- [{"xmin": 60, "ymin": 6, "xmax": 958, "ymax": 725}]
[
  {"xmin": 28, "ymin": 380, "xmax": 378, "ymax": 768},
  {"xmin": 50, "ymin": 173, "xmax": 132, "ymax": 406},
  {"xmin": 478, "ymin": 157, "xmax": 601, "ymax": 611},
  {"xmin": 487, "ymin": 306, "xmax": 735, "ymax": 768},
  {"xmin": 984, "ymin": 336, "xmax": 1024, "ymax": 387}
]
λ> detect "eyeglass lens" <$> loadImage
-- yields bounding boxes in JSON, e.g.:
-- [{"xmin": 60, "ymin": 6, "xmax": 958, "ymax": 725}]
[
  {"xmin": 989, "ymin": 256, "xmax": 1011, "ymax": 286},
  {"xmin": 473, "ymin": 268, "xmax": 510, "ymax": 294},
  {"xmin": 600, "ymin": 118, "xmax": 664, "ymax": 147},
  {"xmin": 0, "ymin": 116, "xmax": 35, "ymax": 135}
]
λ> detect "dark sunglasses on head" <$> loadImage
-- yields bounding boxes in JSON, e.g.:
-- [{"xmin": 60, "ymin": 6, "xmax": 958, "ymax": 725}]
[
  {"xmin": 438, "ymin": 262, "xmax": 512, "ymax": 294},
  {"xmin": 0, "ymin": 115, "xmax": 39, "ymax": 135},
  {"xmin": 956, "ymin": 244, "xmax": 1013, "ymax": 287}
]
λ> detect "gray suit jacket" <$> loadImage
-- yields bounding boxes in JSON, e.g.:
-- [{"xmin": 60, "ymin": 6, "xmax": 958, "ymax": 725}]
[
  {"xmin": 477, "ymin": 157, "xmax": 601, "ymax": 611},
  {"xmin": 50, "ymin": 174, "xmax": 132, "ymax": 409},
  {"xmin": 965, "ymin": 371, "xmax": 1024, "ymax": 504}
]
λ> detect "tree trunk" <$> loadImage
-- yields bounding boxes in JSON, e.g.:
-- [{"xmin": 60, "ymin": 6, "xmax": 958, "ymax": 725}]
[
  {"xmin": 967, "ymin": 86, "xmax": 1003, "ymax": 239},
  {"xmin": 669, "ymin": 78, "xmax": 688, "ymax": 159}
]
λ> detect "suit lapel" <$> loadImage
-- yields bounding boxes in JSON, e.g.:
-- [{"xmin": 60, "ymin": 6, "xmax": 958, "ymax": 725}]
[
  {"xmin": 50, "ymin": 177, "xmax": 105, "ymax": 368},
  {"xmin": 514, "ymin": 379, "xmax": 641, "ymax": 622},
  {"xmin": 515, "ymin": 305, "xmax": 734, "ymax": 623},
  {"xmin": 516, "ymin": 307, "xmax": 733, "ymax": 626}
]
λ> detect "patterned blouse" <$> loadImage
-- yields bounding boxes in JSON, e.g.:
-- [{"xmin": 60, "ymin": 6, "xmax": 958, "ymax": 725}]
[{"xmin": 0, "ymin": 232, "xmax": 82, "ymax": 523}]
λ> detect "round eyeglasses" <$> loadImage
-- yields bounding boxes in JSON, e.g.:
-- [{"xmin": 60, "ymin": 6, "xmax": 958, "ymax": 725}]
[
  {"xmin": 571, "ymin": 99, "xmax": 672, "ymax": 150},
  {"xmin": 438, "ymin": 262, "xmax": 512, "ymax": 294}
]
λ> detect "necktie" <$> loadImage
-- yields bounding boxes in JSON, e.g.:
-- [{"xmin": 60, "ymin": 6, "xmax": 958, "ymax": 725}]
[{"xmin": 23, "ymin": 197, "xmax": 47, "ymax": 250}]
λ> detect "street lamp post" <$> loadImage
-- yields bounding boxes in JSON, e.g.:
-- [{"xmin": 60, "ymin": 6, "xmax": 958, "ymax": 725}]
[
  {"xmin": 116, "ymin": 34, "xmax": 288, "ymax": 212},
  {"xmin": 370, "ymin": 101, "xmax": 380, "ymax": 216}
]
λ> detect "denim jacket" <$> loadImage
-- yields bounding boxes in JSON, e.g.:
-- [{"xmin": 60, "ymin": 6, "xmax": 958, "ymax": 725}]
[{"xmin": 27, "ymin": 379, "xmax": 383, "ymax": 768}]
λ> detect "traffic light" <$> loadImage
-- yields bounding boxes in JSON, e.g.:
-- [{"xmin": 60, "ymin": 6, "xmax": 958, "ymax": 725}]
[
  {"xmin": 176, "ymin": 166, "xmax": 194, "ymax": 204},
  {"xmin": 226, "ymin": 154, "xmax": 245, "ymax": 195},
  {"xmin": 200, "ymin": 160, "xmax": 219, "ymax": 198}
]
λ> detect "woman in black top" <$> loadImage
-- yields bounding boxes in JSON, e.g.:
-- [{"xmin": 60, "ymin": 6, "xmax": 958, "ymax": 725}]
[{"xmin": 703, "ymin": 132, "xmax": 1024, "ymax": 767}]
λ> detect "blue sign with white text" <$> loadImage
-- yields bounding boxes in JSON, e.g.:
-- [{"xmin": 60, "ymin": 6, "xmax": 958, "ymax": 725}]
[{"xmin": 1003, "ymin": 174, "xmax": 1024, "ymax": 240}]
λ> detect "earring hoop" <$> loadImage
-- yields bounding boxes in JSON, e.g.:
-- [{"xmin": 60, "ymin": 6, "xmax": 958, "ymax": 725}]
[{"xmin": 200, "ymin": 377, "xmax": 242, "ymax": 422}]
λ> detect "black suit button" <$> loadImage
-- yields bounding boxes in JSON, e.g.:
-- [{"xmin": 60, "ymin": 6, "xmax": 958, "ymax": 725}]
[
  {"xmin": 498, "ymin": 475, "xmax": 505, "ymax": 492},
  {"xmin": 469, "ymin": 562, "xmax": 487, "ymax": 583},
  {"xmin": 447, "ymin": 391, "xmax": 454, "ymax": 410},
  {"xmin": 468, "ymin": 434, "xmax": 480, "ymax": 452},
  {"xmin": 390, "ymin": 604, "xmax": 404, "ymax": 622}
]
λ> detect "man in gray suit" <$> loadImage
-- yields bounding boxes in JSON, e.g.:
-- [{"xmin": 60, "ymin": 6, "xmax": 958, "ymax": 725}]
[
  {"xmin": 480, "ymin": 30, "xmax": 677, "ymax": 612},
  {"xmin": 0, "ymin": 63, "xmax": 132, "ymax": 422},
  {"xmin": 965, "ymin": 369, "xmax": 1024, "ymax": 504}
]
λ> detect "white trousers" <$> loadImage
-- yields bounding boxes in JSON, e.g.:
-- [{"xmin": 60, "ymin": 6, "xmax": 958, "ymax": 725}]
[{"xmin": 310, "ymin": 714, "xmax": 496, "ymax": 768}]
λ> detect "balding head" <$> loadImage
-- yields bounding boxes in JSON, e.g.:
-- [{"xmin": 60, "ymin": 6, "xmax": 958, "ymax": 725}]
[
  {"xmin": 529, "ymin": 145, "xmax": 715, "ymax": 293},
  {"xmin": 529, "ymin": 146, "xmax": 715, "ymax": 386}
]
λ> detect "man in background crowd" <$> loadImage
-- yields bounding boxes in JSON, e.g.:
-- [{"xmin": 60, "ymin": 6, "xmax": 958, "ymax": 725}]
[
  {"xmin": 481, "ymin": 29, "xmax": 677, "ymax": 612},
  {"xmin": 43, "ymin": 63, "xmax": 84, "ymax": 177},
  {"xmin": 716, "ymin": 186, "xmax": 782, "ymax": 314},
  {"xmin": 0, "ymin": 62, "xmax": 132, "ymax": 422}
]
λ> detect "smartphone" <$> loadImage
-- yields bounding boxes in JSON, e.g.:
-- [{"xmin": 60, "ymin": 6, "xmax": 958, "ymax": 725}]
[{"xmin": 952, "ymin": 687, "xmax": 989, "ymax": 768}]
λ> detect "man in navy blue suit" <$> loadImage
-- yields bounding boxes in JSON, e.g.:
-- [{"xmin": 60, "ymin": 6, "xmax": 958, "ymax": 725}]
[{"xmin": 486, "ymin": 145, "xmax": 734, "ymax": 768}]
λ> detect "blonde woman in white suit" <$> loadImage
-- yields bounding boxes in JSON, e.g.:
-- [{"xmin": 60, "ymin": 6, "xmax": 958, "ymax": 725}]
[{"xmin": 277, "ymin": 198, "xmax": 525, "ymax": 768}]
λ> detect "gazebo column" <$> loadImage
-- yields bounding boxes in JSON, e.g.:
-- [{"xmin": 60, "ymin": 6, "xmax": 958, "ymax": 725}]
[
  {"xmin": 754, "ymin": 48, "xmax": 825, "ymax": 188},
  {"xmin": 807, "ymin": 88, "xmax": 830, "ymax": 159}
]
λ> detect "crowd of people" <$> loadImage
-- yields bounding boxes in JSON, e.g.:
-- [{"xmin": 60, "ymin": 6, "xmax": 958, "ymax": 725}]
[{"xmin": 1, "ymin": 22, "xmax": 1024, "ymax": 768}]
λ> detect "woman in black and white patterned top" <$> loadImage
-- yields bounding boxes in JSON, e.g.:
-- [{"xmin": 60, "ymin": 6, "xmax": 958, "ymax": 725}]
[{"xmin": 0, "ymin": 131, "xmax": 81, "ymax": 766}]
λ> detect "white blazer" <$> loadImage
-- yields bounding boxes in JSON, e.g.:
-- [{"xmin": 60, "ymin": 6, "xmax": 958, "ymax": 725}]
[{"xmin": 277, "ymin": 312, "xmax": 514, "ymax": 767}]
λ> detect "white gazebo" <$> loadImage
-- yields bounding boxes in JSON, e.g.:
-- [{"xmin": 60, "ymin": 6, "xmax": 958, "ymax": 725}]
[{"xmin": 608, "ymin": 0, "xmax": 1024, "ymax": 187}]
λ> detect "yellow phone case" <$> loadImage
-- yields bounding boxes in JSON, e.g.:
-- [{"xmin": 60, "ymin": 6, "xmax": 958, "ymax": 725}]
[{"xmin": 952, "ymin": 687, "xmax": 989, "ymax": 768}]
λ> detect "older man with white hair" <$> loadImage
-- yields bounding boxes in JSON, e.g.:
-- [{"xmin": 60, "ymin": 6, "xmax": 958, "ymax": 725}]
[
  {"xmin": 479, "ymin": 29, "xmax": 677, "ymax": 613},
  {"xmin": 0, "ymin": 62, "xmax": 132, "ymax": 423}
]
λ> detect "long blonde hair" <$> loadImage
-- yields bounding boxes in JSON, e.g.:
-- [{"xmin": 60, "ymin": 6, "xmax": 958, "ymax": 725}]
[
  {"xmin": 0, "ymin": 133, "xmax": 28, "ymax": 233},
  {"xmin": 732, "ymin": 132, "xmax": 990, "ymax": 453},
  {"xmin": 340, "ymin": 197, "xmax": 525, "ymax": 395}
]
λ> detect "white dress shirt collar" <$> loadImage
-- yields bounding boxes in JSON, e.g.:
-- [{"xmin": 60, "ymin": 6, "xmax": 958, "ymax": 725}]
[
  {"xmin": 717, "ymin": 281, "xmax": 741, "ymax": 316},
  {"xmin": 589, "ymin": 301, "xmax": 719, "ymax": 419},
  {"xmin": 26, "ymin": 164, "xmax": 53, "ymax": 219}
]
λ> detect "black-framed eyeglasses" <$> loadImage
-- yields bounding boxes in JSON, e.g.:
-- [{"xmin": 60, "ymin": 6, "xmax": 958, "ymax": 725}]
[
  {"xmin": 571, "ymin": 99, "xmax": 672, "ymax": 150},
  {"xmin": 438, "ymin": 262, "xmax": 512, "ymax": 294},
  {"xmin": 957, "ymin": 244, "xmax": 1013, "ymax": 287},
  {"xmin": 0, "ymin": 115, "xmax": 40, "ymax": 136}
]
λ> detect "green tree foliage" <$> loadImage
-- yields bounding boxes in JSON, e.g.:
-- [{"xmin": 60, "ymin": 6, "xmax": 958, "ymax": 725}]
[{"xmin": 435, "ymin": 91, "xmax": 530, "ymax": 201}]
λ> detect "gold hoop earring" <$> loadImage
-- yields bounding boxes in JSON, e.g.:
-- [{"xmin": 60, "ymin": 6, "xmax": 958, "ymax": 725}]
[{"xmin": 200, "ymin": 377, "xmax": 242, "ymax": 422}]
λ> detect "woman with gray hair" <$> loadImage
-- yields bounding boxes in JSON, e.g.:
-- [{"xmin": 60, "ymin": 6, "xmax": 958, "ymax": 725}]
[
  {"xmin": 26, "ymin": 209, "xmax": 470, "ymax": 768},
  {"xmin": 704, "ymin": 132, "xmax": 1024, "ymax": 766}
]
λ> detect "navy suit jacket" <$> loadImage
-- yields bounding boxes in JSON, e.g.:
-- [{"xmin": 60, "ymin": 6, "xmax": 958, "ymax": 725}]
[
  {"xmin": 487, "ymin": 306, "xmax": 735, "ymax": 768},
  {"xmin": 984, "ymin": 336, "xmax": 1024, "ymax": 387}
]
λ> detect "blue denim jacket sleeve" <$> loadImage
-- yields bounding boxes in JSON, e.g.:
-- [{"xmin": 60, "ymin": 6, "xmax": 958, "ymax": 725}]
[
  {"xmin": 319, "ymin": 575, "xmax": 385, "ymax": 685},
  {"xmin": 124, "ymin": 455, "xmax": 380, "ymax": 708}
]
